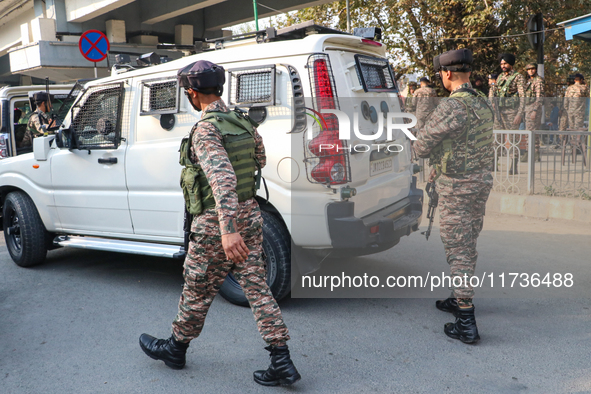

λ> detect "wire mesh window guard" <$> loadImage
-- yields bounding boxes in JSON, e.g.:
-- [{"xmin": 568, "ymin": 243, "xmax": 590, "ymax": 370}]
[
  {"xmin": 70, "ymin": 83, "xmax": 124, "ymax": 150},
  {"xmin": 354, "ymin": 54, "xmax": 397, "ymax": 93},
  {"xmin": 140, "ymin": 77, "xmax": 179, "ymax": 115},
  {"xmin": 227, "ymin": 65, "xmax": 276, "ymax": 107}
]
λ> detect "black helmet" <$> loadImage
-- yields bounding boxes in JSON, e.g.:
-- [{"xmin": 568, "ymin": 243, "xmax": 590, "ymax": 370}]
[
  {"xmin": 434, "ymin": 49, "xmax": 473, "ymax": 72},
  {"xmin": 574, "ymin": 73, "xmax": 585, "ymax": 80},
  {"xmin": 33, "ymin": 92, "xmax": 49, "ymax": 104},
  {"xmin": 178, "ymin": 60, "xmax": 225, "ymax": 96}
]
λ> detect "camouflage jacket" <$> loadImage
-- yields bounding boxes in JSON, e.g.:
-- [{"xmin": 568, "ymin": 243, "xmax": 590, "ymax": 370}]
[
  {"xmin": 22, "ymin": 109, "xmax": 50, "ymax": 147},
  {"xmin": 492, "ymin": 70, "xmax": 525, "ymax": 112},
  {"xmin": 413, "ymin": 82, "xmax": 494, "ymax": 174},
  {"xmin": 563, "ymin": 83, "xmax": 589, "ymax": 114},
  {"xmin": 412, "ymin": 86, "xmax": 438, "ymax": 122},
  {"xmin": 189, "ymin": 99, "xmax": 266, "ymax": 235},
  {"xmin": 405, "ymin": 94, "xmax": 416, "ymax": 113},
  {"xmin": 524, "ymin": 75, "xmax": 544, "ymax": 111}
]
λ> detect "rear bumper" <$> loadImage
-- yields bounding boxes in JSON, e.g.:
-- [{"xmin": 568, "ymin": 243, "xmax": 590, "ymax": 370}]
[{"xmin": 326, "ymin": 176, "xmax": 423, "ymax": 255}]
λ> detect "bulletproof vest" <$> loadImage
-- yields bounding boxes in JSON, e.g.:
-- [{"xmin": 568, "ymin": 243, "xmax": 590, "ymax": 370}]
[
  {"xmin": 429, "ymin": 88, "xmax": 494, "ymax": 175},
  {"xmin": 179, "ymin": 110, "xmax": 260, "ymax": 215},
  {"xmin": 497, "ymin": 72, "xmax": 520, "ymax": 109}
]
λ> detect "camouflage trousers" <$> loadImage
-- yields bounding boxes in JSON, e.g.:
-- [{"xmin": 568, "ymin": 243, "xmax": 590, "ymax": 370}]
[
  {"xmin": 567, "ymin": 109, "xmax": 587, "ymax": 131},
  {"xmin": 498, "ymin": 109, "xmax": 521, "ymax": 159},
  {"xmin": 171, "ymin": 208, "xmax": 290, "ymax": 346},
  {"xmin": 520, "ymin": 109, "xmax": 542, "ymax": 151},
  {"xmin": 436, "ymin": 171, "xmax": 493, "ymax": 308}
]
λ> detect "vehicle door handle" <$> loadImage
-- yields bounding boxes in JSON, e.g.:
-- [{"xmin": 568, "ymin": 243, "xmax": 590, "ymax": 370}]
[{"xmin": 98, "ymin": 157, "xmax": 118, "ymax": 164}]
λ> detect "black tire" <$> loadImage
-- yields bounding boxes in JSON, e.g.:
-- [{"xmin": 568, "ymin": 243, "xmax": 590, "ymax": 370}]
[
  {"xmin": 3, "ymin": 191, "xmax": 48, "ymax": 267},
  {"xmin": 219, "ymin": 210, "xmax": 291, "ymax": 307}
]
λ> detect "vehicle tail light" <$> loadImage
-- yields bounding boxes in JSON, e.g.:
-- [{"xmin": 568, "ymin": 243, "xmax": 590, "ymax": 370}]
[
  {"xmin": 0, "ymin": 134, "xmax": 9, "ymax": 158},
  {"xmin": 306, "ymin": 54, "xmax": 350, "ymax": 185},
  {"xmin": 360, "ymin": 39, "xmax": 382, "ymax": 47}
]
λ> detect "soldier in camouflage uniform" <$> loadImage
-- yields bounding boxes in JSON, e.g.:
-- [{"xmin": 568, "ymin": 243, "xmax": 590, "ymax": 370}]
[
  {"xmin": 522, "ymin": 63, "xmax": 545, "ymax": 161},
  {"xmin": 21, "ymin": 92, "xmax": 51, "ymax": 148},
  {"xmin": 564, "ymin": 73, "xmax": 589, "ymax": 131},
  {"xmin": 490, "ymin": 53, "xmax": 525, "ymax": 173},
  {"xmin": 558, "ymin": 75, "xmax": 575, "ymax": 132},
  {"xmin": 412, "ymin": 77, "xmax": 438, "ymax": 132},
  {"xmin": 414, "ymin": 49, "xmax": 494, "ymax": 344},
  {"xmin": 139, "ymin": 61, "xmax": 300, "ymax": 387},
  {"xmin": 405, "ymin": 82, "xmax": 418, "ymax": 113}
]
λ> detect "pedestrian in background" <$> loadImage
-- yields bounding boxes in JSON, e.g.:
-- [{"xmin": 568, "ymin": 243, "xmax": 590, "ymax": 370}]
[
  {"xmin": 412, "ymin": 76, "xmax": 438, "ymax": 132},
  {"xmin": 522, "ymin": 63, "xmax": 544, "ymax": 162},
  {"xmin": 490, "ymin": 53, "xmax": 525, "ymax": 174}
]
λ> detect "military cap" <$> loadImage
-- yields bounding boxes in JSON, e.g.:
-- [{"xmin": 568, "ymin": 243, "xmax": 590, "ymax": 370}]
[
  {"xmin": 33, "ymin": 91, "xmax": 49, "ymax": 104},
  {"xmin": 487, "ymin": 73, "xmax": 498, "ymax": 80},
  {"xmin": 574, "ymin": 73, "xmax": 585, "ymax": 80},
  {"xmin": 433, "ymin": 48, "xmax": 473, "ymax": 72},
  {"xmin": 177, "ymin": 60, "xmax": 225, "ymax": 92},
  {"xmin": 525, "ymin": 63, "xmax": 537, "ymax": 70},
  {"xmin": 419, "ymin": 76, "xmax": 430, "ymax": 83},
  {"xmin": 498, "ymin": 53, "xmax": 516, "ymax": 66}
]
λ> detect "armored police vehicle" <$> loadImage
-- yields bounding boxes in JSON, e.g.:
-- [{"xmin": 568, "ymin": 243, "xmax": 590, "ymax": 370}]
[{"xmin": 0, "ymin": 23, "xmax": 422, "ymax": 306}]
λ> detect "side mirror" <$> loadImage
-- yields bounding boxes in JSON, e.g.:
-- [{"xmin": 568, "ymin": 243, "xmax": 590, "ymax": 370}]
[{"xmin": 55, "ymin": 128, "xmax": 71, "ymax": 149}]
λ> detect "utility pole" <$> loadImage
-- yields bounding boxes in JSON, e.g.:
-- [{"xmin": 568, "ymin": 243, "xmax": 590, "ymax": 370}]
[{"xmin": 253, "ymin": 0, "xmax": 259, "ymax": 31}]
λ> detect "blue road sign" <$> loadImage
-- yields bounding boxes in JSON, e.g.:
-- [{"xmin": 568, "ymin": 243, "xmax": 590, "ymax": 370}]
[{"xmin": 79, "ymin": 30, "xmax": 110, "ymax": 62}]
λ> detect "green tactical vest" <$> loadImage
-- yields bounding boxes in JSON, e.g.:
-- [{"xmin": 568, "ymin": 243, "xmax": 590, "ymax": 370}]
[
  {"xmin": 179, "ymin": 110, "xmax": 261, "ymax": 215},
  {"xmin": 430, "ymin": 88, "xmax": 494, "ymax": 175},
  {"xmin": 497, "ymin": 72, "xmax": 520, "ymax": 109}
]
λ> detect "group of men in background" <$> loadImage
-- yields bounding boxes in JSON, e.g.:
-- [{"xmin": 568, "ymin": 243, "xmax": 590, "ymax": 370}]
[{"xmin": 404, "ymin": 52, "xmax": 589, "ymax": 169}]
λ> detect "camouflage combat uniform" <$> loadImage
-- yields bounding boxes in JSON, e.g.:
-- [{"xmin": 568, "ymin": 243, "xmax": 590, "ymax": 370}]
[
  {"xmin": 490, "ymin": 70, "xmax": 525, "ymax": 159},
  {"xmin": 22, "ymin": 109, "xmax": 49, "ymax": 147},
  {"xmin": 522, "ymin": 74, "xmax": 544, "ymax": 151},
  {"xmin": 172, "ymin": 99, "xmax": 290, "ymax": 346},
  {"xmin": 414, "ymin": 82, "xmax": 494, "ymax": 308},
  {"xmin": 491, "ymin": 70, "xmax": 525, "ymax": 130},
  {"xmin": 412, "ymin": 86, "xmax": 438, "ymax": 131},
  {"xmin": 563, "ymin": 82, "xmax": 589, "ymax": 131}
]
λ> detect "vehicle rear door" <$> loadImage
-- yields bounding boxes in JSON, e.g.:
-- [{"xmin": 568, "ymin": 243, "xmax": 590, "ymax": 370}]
[{"xmin": 325, "ymin": 48, "xmax": 412, "ymax": 218}]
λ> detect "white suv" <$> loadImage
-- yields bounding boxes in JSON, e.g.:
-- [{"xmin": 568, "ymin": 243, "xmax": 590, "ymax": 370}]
[{"xmin": 0, "ymin": 23, "xmax": 422, "ymax": 305}]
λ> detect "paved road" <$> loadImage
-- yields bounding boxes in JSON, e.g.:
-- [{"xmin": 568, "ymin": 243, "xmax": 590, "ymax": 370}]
[{"xmin": 1, "ymin": 213, "xmax": 590, "ymax": 393}]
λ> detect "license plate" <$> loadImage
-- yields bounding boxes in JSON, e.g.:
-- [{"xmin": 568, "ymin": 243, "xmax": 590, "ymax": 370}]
[{"xmin": 370, "ymin": 157, "xmax": 393, "ymax": 176}]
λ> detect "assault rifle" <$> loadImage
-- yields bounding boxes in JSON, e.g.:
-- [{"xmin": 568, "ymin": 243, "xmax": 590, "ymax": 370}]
[{"xmin": 421, "ymin": 181, "xmax": 438, "ymax": 240}]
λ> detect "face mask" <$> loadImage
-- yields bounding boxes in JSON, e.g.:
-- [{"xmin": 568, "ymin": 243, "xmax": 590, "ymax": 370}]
[{"xmin": 184, "ymin": 89, "xmax": 202, "ymax": 112}]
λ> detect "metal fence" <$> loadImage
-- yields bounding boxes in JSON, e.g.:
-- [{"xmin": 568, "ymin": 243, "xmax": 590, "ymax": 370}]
[{"xmin": 492, "ymin": 129, "xmax": 591, "ymax": 198}]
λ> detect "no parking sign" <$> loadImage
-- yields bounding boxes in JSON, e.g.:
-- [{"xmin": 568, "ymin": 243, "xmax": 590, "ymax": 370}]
[{"xmin": 79, "ymin": 30, "xmax": 110, "ymax": 63}]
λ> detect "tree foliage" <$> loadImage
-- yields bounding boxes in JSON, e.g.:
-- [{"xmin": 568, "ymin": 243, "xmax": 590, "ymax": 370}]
[{"xmin": 276, "ymin": 0, "xmax": 591, "ymax": 93}]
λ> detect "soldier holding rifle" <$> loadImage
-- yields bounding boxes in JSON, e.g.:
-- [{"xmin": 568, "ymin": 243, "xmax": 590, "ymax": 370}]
[{"xmin": 414, "ymin": 49, "xmax": 494, "ymax": 344}]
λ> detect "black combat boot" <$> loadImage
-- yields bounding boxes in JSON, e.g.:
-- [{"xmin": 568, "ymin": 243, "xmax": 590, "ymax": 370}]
[
  {"xmin": 444, "ymin": 306, "xmax": 480, "ymax": 344},
  {"xmin": 435, "ymin": 297, "xmax": 458, "ymax": 313},
  {"xmin": 139, "ymin": 334, "xmax": 189, "ymax": 370},
  {"xmin": 253, "ymin": 345, "xmax": 301, "ymax": 386}
]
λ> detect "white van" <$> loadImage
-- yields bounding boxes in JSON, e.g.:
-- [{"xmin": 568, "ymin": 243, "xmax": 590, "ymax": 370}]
[{"xmin": 0, "ymin": 23, "xmax": 422, "ymax": 305}]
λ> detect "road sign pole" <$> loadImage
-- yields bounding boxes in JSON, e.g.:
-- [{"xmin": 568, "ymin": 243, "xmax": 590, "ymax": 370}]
[{"xmin": 94, "ymin": 62, "xmax": 97, "ymax": 78}]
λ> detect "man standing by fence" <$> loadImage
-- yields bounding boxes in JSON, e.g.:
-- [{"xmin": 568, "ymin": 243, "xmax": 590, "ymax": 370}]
[
  {"xmin": 564, "ymin": 73, "xmax": 589, "ymax": 131},
  {"xmin": 522, "ymin": 63, "xmax": 544, "ymax": 162},
  {"xmin": 490, "ymin": 53, "xmax": 525, "ymax": 174}
]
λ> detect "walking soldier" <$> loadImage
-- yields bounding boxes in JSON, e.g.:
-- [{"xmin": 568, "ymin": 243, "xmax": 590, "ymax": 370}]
[{"xmin": 139, "ymin": 60, "xmax": 301, "ymax": 387}]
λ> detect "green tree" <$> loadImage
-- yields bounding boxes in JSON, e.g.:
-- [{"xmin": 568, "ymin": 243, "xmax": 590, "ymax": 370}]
[{"xmin": 276, "ymin": 0, "xmax": 591, "ymax": 93}]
